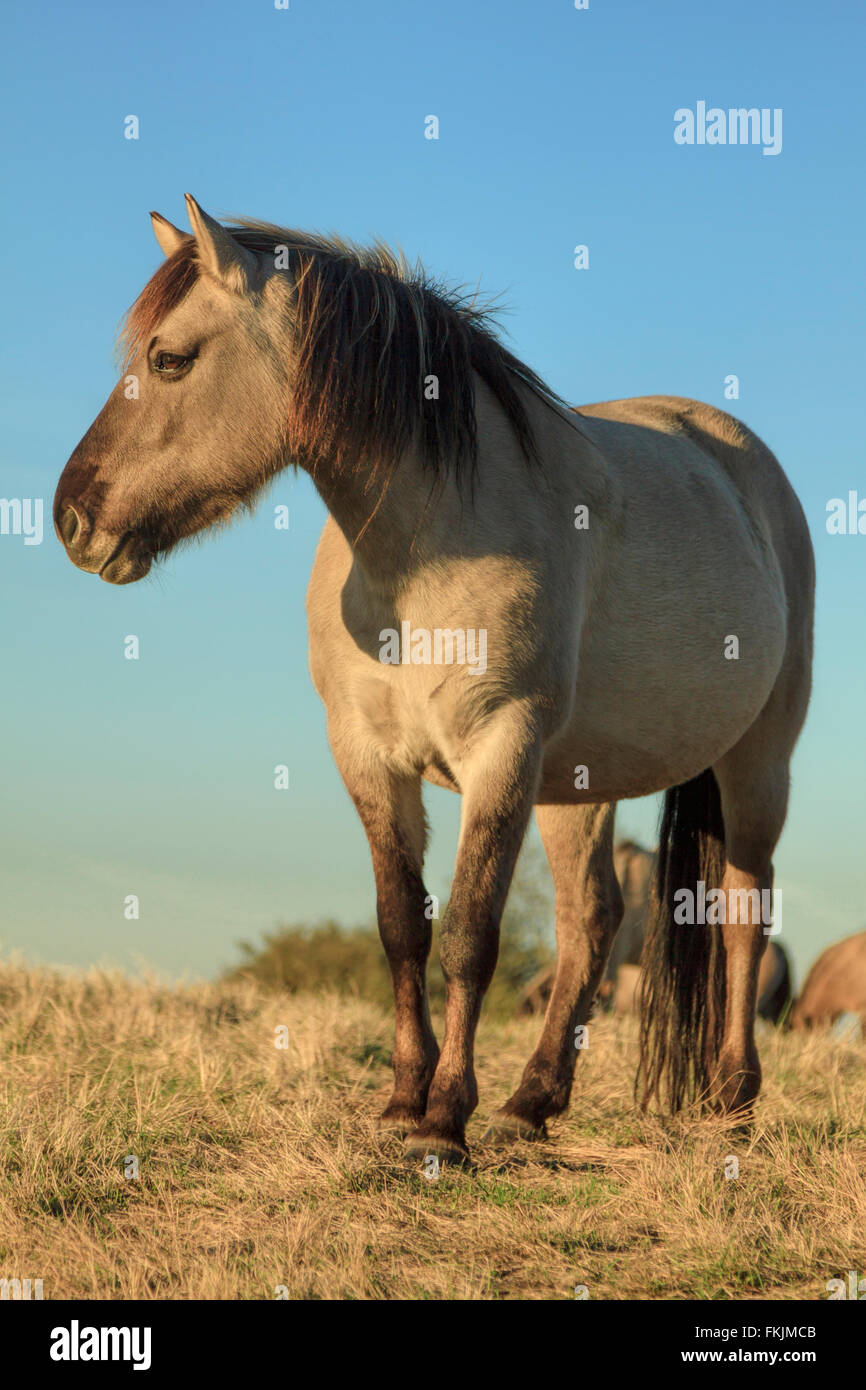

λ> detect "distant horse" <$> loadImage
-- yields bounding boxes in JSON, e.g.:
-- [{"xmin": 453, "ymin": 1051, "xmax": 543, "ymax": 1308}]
[
  {"xmin": 518, "ymin": 841, "xmax": 794, "ymax": 1025},
  {"xmin": 606, "ymin": 840, "xmax": 654, "ymax": 999},
  {"xmin": 55, "ymin": 197, "xmax": 815, "ymax": 1162},
  {"xmin": 790, "ymin": 932, "xmax": 866, "ymax": 1029},
  {"xmin": 756, "ymin": 939, "xmax": 793, "ymax": 1025}
]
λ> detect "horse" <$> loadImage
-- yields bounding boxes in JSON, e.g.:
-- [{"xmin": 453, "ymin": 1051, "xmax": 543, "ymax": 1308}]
[
  {"xmin": 790, "ymin": 932, "xmax": 866, "ymax": 1029},
  {"xmin": 54, "ymin": 196, "xmax": 815, "ymax": 1163},
  {"xmin": 756, "ymin": 939, "xmax": 794, "ymax": 1026}
]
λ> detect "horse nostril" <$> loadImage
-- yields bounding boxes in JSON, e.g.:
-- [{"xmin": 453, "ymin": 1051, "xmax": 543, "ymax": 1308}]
[{"xmin": 59, "ymin": 505, "xmax": 83, "ymax": 546}]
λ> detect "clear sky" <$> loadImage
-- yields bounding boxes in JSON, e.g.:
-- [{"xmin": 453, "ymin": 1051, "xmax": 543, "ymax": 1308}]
[{"xmin": 1, "ymin": 0, "xmax": 863, "ymax": 984}]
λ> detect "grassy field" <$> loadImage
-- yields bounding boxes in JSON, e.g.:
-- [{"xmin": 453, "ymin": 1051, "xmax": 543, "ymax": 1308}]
[{"xmin": 0, "ymin": 958, "xmax": 863, "ymax": 1300}]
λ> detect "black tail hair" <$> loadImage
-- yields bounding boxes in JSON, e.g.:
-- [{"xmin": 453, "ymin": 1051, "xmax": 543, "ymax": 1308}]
[{"xmin": 637, "ymin": 769, "xmax": 727, "ymax": 1111}]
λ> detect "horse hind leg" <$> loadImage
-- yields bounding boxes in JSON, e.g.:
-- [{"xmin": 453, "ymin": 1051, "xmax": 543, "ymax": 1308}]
[
  {"xmin": 709, "ymin": 742, "xmax": 792, "ymax": 1116},
  {"xmin": 484, "ymin": 802, "xmax": 623, "ymax": 1142},
  {"xmin": 638, "ymin": 665, "xmax": 808, "ymax": 1118}
]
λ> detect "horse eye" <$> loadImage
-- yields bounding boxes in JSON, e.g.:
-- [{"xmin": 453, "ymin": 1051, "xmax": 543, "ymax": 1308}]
[{"xmin": 154, "ymin": 351, "xmax": 191, "ymax": 374}]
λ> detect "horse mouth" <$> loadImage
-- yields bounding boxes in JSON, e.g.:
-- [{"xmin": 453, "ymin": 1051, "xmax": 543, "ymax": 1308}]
[{"xmin": 99, "ymin": 534, "xmax": 152, "ymax": 585}]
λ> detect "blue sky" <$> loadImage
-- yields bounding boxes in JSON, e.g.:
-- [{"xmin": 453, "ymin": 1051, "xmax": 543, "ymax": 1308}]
[{"xmin": 1, "ymin": 0, "xmax": 863, "ymax": 983}]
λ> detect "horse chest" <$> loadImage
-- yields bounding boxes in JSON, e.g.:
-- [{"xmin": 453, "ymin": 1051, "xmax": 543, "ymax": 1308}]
[{"xmin": 343, "ymin": 657, "xmax": 491, "ymax": 782}]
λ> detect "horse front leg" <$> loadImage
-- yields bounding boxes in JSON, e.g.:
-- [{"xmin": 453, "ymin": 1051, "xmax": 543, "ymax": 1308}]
[
  {"xmin": 404, "ymin": 721, "xmax": 542, "ymax": 1165},
  {"xmin": 372, "ymin": 818, "xmax": 442, "ymax": 1134},
  {"xmin": 335, "ymin": 744, "xmax": 440, "ymax": 1133}
]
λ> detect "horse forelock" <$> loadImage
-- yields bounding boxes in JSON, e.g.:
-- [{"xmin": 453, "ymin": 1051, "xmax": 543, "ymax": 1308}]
[
  {"xmin": 118, "ymin": 220, "xmax": 563, "ymax": 483},
  {"xmin": 119, "ymin": 243, "xmax": 198, "ymax": 372}
]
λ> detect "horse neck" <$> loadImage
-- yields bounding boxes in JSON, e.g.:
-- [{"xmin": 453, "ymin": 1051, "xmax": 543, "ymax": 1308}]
[
  {"xmin": 309, "ymin": 444, "xmax": 448, "ymax": 590},
  {"xmin": 303, "ymin": 378, "xmax": 552, "ymax": 590}
]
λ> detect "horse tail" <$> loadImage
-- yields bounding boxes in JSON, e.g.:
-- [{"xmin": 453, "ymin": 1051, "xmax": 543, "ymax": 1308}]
[{"xmin": 637, "ymin": 769, "xmax": 727, "ymax": 1111}]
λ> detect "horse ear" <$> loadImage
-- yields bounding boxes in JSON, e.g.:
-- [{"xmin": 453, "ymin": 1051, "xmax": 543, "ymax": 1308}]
[
  {"xmin": 150, "ymin": 211, "xmax": 187, "ymax": 258},
  {"xmin": 184, "ymin": 193, "xmax": 257, "ymax": 294}
]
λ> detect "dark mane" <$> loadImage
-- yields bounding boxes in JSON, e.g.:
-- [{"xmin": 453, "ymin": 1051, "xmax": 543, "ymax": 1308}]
[{"xmin": 120, "ymin": 220, "xmax": 565, "ymax": 484}]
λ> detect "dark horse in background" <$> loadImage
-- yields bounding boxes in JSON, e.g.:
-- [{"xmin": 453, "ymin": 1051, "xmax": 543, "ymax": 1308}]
[{"xmin": 55, "ymin": 197, "xmax": 814, "ymax": 1163}]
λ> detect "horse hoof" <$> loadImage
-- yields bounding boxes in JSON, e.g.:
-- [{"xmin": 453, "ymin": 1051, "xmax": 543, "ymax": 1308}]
[
  {"xmin": 710, "ymin": 1055, "xmax": 761, "ymax": 1117},
  {"xmin": 482, "ymin": 1112, "xmax": 548, "ymax": 1145},
  {"xmin": 403, "ymin": 1133, "xmax": 470, "ymax": 1167},
  {"xmin": 377, "ymin": 1108, "xmax": 423, "ymax": 1137}
]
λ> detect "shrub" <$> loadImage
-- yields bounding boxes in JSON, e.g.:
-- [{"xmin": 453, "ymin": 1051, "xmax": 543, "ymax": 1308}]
[{"xmin": 225, "ymin": 841, "xmax": 554, "ymax": 1020}]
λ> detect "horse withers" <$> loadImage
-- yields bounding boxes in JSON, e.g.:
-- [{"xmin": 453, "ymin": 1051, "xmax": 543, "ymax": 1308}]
[{"xmin": 55, "ymin": 197, "xmax": 815, "ymax": 1163}]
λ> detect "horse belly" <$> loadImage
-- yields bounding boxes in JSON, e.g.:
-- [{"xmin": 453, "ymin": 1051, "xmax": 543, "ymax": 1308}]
[{"xmin": 538, "ymin": 604, "xmax": 785, "ymax": 803}]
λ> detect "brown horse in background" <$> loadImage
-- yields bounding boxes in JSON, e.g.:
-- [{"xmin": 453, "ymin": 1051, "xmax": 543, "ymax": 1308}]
[{"xmin": 791, "ymin": 932, "xmax": 866, "ymax": 1029}]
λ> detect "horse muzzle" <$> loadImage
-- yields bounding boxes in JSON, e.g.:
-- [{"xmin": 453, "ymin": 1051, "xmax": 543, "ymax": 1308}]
[{"xmin": 55, "ymin": 503, "xmax": 152, "ymax": 585}]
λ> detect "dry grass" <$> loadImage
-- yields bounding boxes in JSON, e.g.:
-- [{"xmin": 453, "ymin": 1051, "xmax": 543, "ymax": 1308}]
[{"xmin": 0, "ymin": 959, "xmax": 863, "ymax": 1300}]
